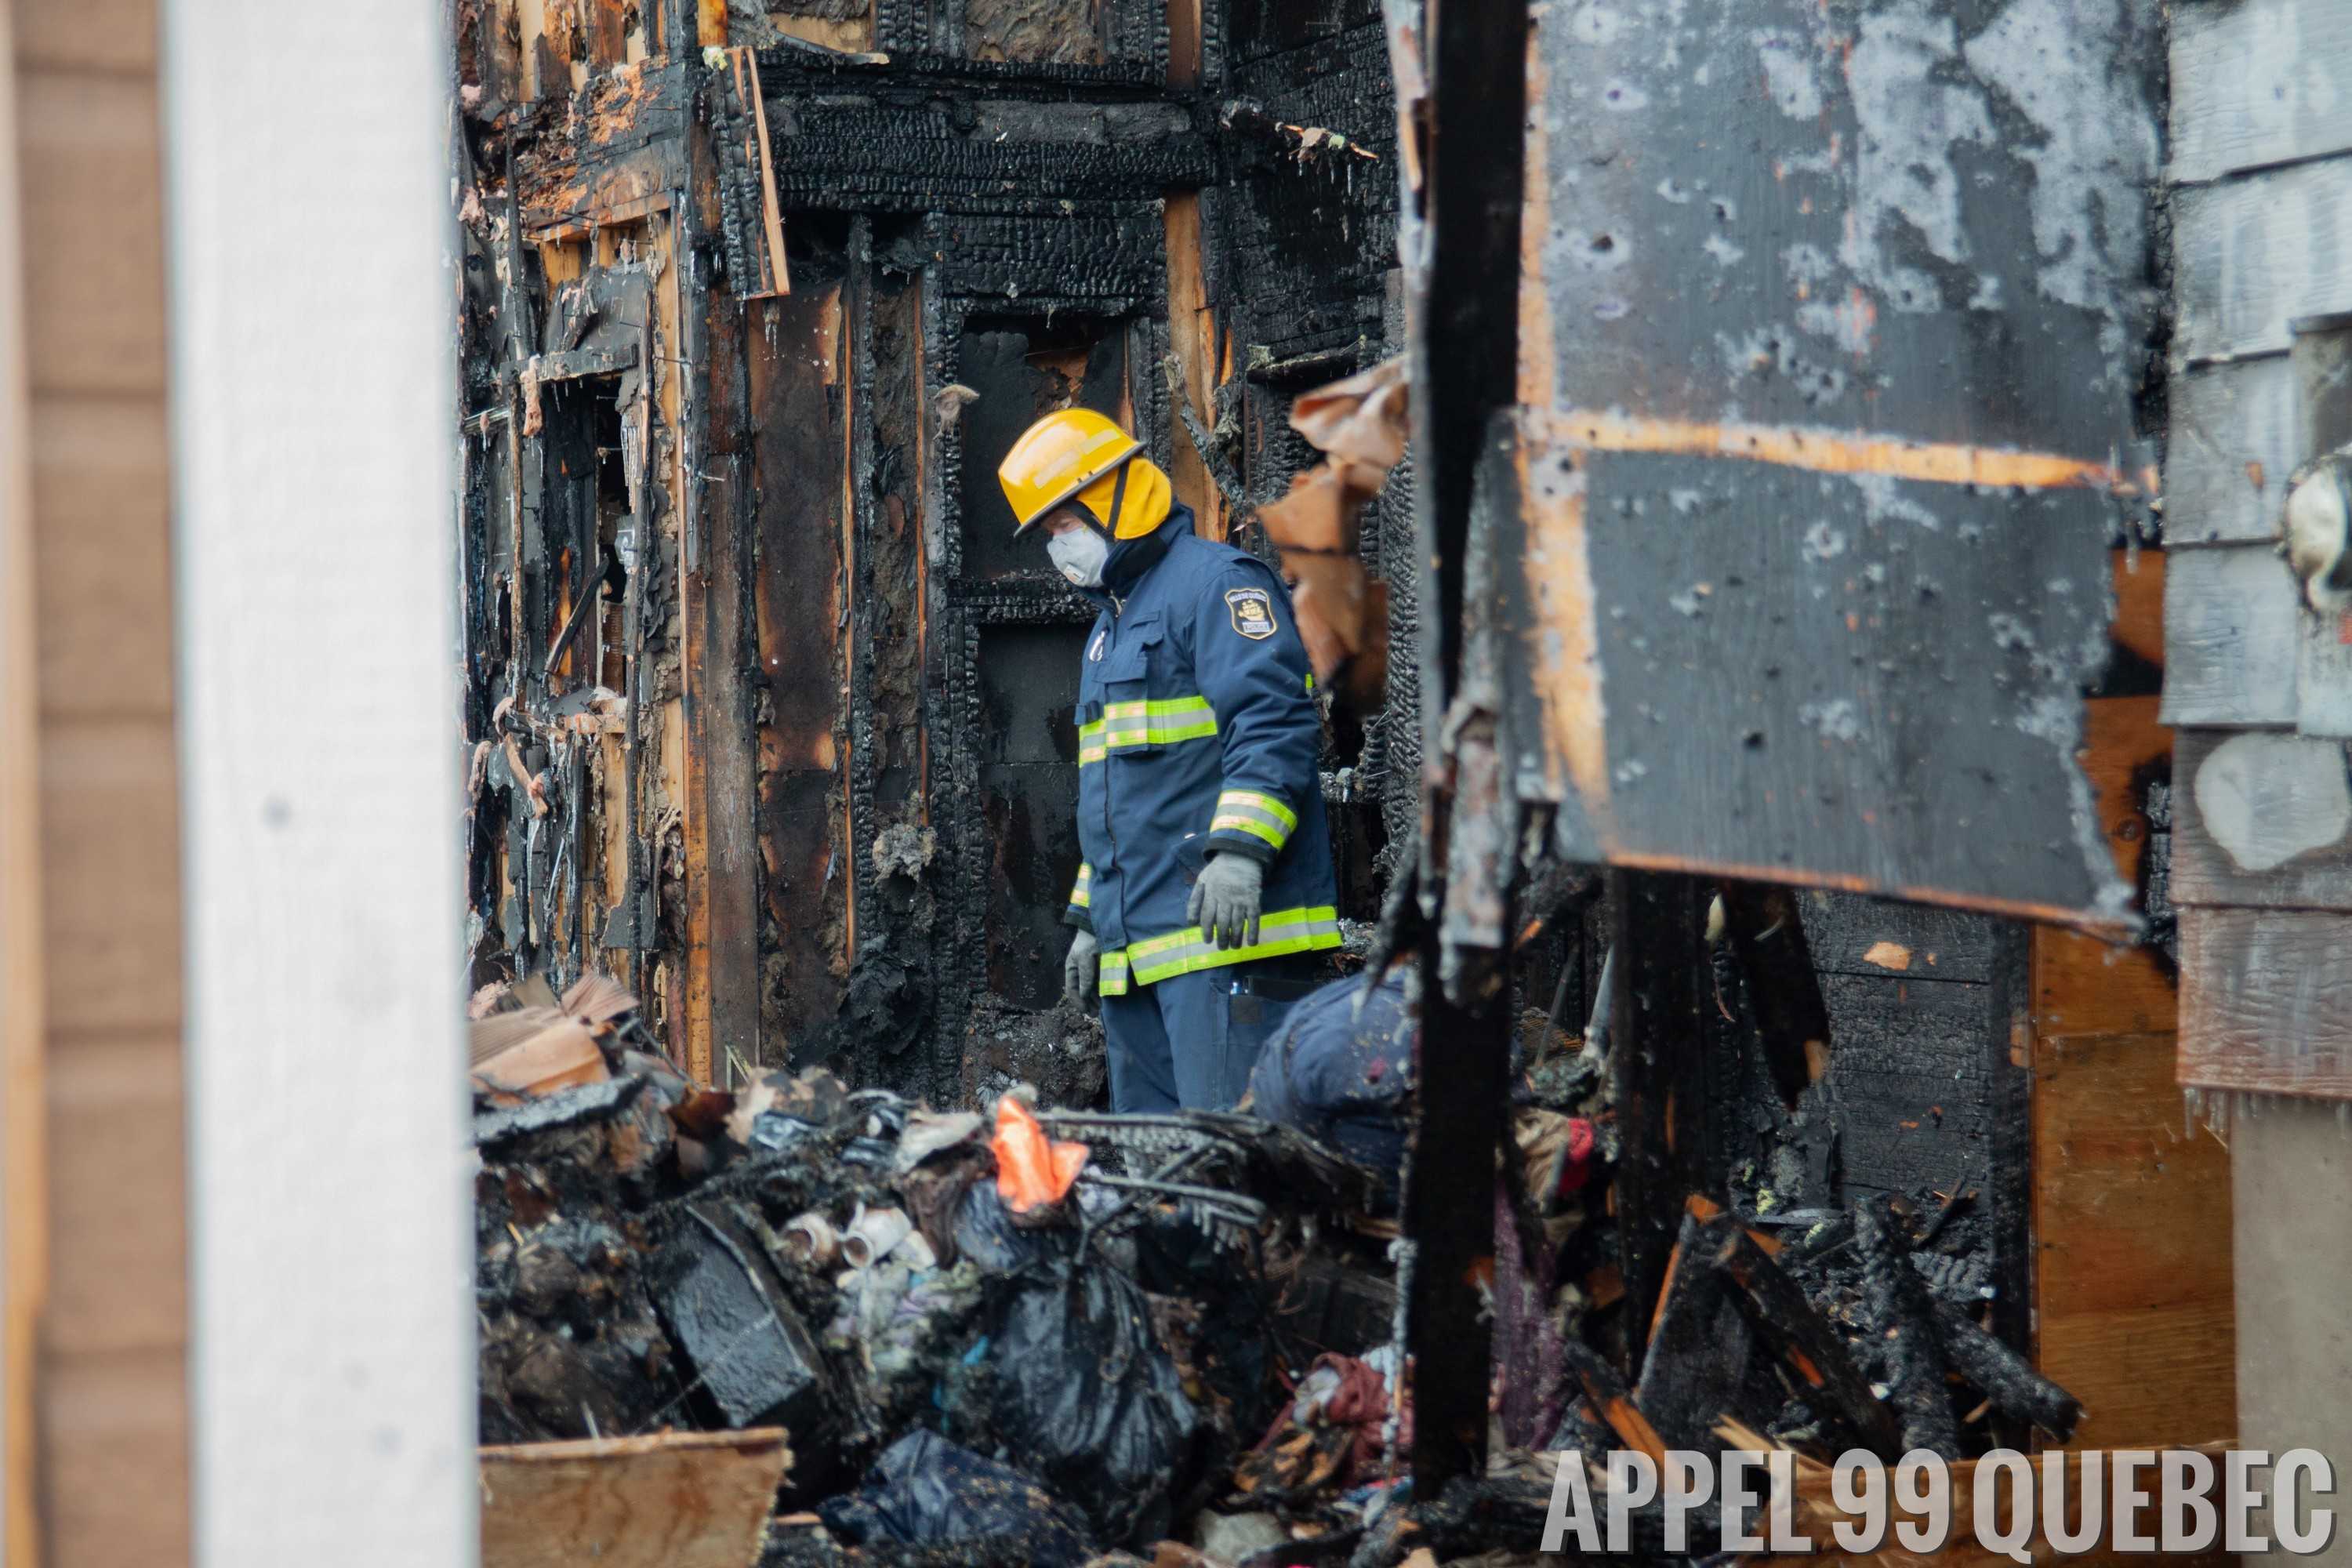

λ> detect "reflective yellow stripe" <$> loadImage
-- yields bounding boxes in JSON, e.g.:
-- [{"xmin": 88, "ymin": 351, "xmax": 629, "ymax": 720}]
[
  {"xmin": 1210, "ymin": 788, "xmax": 1295, "ymax": 850},
  {"xmin": 1218, "ymin": 789, "xmax": 1297, "ymax": 830},
  {"xmin": 1076, "ymin": 695, "xmax": 1218, "ymax": 766},
  {"xmin": 1069, "ymin": 863, "xmax": 1092, "ymax": 909},
  {"xmin": 1212, "ymin": 813, "xmax": 1286, "ymax": 848},
  {"xmin": 1098, "ymin": 949, "xmax": 1132, "ymax": 996},
  {"xmin": 1116, "ymin": 906, "xmax": 1341, "ymax": 987}
]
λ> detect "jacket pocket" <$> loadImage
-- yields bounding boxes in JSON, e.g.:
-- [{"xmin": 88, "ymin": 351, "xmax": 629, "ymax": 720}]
[{"xmin": 1098, "ymin": 617, "xmax": 1175, "ymax": 756}]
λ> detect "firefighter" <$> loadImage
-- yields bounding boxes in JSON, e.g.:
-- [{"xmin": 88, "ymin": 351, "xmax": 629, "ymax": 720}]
[{"xmin": 997, "ymin": 407, "xmax": 1339, "ymax": 1111}]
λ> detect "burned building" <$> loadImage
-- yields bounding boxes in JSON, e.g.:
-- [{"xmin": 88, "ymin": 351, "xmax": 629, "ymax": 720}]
[
  {"xmin": 448, "ymin": 0, "xmax": 2251, "ymax": 1507},
  {"xmin": 455, "ymin": 0, "xmax": 1412, "ymax": 1105}
]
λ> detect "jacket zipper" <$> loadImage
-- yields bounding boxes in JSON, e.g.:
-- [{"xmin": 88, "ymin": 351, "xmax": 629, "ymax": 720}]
[{"xmin": 1100, "ymin": 596, "xmax": 1122, "ymax": 939}]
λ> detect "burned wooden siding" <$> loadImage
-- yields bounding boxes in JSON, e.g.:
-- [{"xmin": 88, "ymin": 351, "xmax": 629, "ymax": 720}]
[
  {"xmin": 458, "ymin": 1, "xmax": 742, "ymax": 1076},
  {"xmin": 1488, "ymin": 0, "xmax": 2165, "ymax": 925},
  {"xmin": 1215, "ymin": 0, "xmax": 1410, "ymax": 884}
]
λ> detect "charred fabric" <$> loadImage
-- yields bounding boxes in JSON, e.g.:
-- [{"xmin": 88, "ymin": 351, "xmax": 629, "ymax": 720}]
[{"xmin": 470, "ymin": 961, "xmax": 2082, "ymax": 1567}]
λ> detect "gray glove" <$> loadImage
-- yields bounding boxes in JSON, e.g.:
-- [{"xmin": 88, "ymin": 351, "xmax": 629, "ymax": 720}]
[
  {"xmin": 1188, "ymin": 851, "xmax": 1265, "ymax": 949},
  {"xmin": 1064, "ymin": 928, "xmax": 1100, "ymax": 1005}
]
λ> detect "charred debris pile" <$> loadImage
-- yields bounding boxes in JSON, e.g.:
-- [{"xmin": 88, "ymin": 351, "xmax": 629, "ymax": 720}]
[{"xmin": 468, "ymin": 973, "xmax": 2079, "ymax": 1567}]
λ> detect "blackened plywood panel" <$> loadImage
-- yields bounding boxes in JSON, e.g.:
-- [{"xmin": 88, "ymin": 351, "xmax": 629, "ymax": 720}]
[
  {"xmin": 1797, "ymin": 893, "xmax": 2001, "ymax": 984},
  {"xmin": 2176, "ymin": 154, "xmax": 2352, "ymax": 363},
  {"xmin": 1519, "ymin": 0, "xmax": 2161, "ymax": 462},
  {"xmin": 2170, "ymin": 726, "xmax": 2352, "ymax": 909},
  {"xmin": 2179, "ymin": 906, "xmax": 2352, "ymax": 1095},
  {"xmin": 2171, "ymin": 0, "xmax": 2352, "ymax": 184},
  {"xmin": 1522, "ymin": 441, "xmax": 2127, "ymax": 923},
  {"xmin": 1814, "ymin": 971, "xmax": 2000, "ymax": 1207},
  {"xmin": 2166, "ymin": 354, "xmax": 2296, "ymax": 548},
  {"xmin": 2159, "ymin": 543, "xmax": 2300, "ymax": 728}
]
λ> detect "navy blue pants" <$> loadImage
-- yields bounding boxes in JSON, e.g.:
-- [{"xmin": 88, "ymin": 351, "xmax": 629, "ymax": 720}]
[{"xmin": 1099, "ymin": 961, "xmax": 1313, "ymax": 1111}]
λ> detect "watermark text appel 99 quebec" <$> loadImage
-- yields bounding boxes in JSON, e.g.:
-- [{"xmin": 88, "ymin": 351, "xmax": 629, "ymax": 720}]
[{"xmin": 1540, "ymin": 1446, "xmax": 2337, "ymax": 1557}]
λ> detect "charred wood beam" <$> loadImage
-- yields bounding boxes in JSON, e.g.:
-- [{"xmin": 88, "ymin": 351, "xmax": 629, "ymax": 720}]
[
  {"xmin": 1705, "ymin": 1219, "xmax": 1905, "ymax": 1457},
  {"xmin": 1853, "ymin": 1197, "xmax": 1961, "ymax": 1459},
  {"xmin": 1632, "ymin": 1209, "xmax": 1755, "ymax": 1450},
  {"xmin": 1717, "ymin": 880, "xmax": 1831, "ymax": 1109},
  {"xmin": 1403, "ymin": 0, "xmax": 1530, "ymax": 1498},
  {"xmin": 1609, "ymin": 870, "xmax": 1710, "ymax": 1370},
  {"xmin": 1158, "ymin": 351, "xmax": 1251, "ymax": 521},
  {"xmin": 1403, "ymin": 936, "xmax": 1510, "ymax": 1490},
  {"xmin": 1935, "ymin": 1299, "xmax": 2082, "ymax": 1442}
]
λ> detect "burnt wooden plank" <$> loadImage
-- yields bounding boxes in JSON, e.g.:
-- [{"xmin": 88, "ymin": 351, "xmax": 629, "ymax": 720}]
[
  {"xmin": 1632, "ymin": 1212, "xmax": 1755, "ymax": 1450},
  {"xmin": 2171, "ymin": 726, "xmax": 2352, "ymax": 909},
  {"xmin": 479, "ymin": 1428, "xmax": 793, "ymax": 1568},
  {"xmin": 2159, "ymin": 543, "xmax": 2300, "ymax": 728},
  {"xmin": 2166, "ymin": 354, "xmax": 2296, "ymax": 548},
  {"xmin": 749, "ymin": 285, "xmax": 851, "ymax": 1054},
  {"xmin": 2170, "ymin": 0, "xmax": 2352, "ymax": 184},
  {"xmin": 2179, "ymin": 906, "xmax": 2352, "ymax": 1096},
  {"xmin": 2176, "ymin": 154, "xmax": 2352, "ymax": 363},
  {"xmin": 1707, "ymin": 1220, "xmax": 1904, "ymax": 1458},
  {"xmin": 1610, "ymin": 872, "xmax": 1709, "ymax": 1370},
  {"xmin": 681, "ymin": 247, "xmax": 764, "ymax": 1083},
  {"xmin": 1403, "ymin": 0, "xmax": 1530, "ymax": 1497}
]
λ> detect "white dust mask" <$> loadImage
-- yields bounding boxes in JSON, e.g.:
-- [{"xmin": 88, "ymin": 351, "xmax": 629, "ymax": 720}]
[{"xmin": 1047, "ymin": 524, "xmax": 1109, "ymax": 588}]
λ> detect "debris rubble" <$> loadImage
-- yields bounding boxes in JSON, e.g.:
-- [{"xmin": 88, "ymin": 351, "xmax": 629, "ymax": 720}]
[{"xmin": 470, "ymin": 971, "xmax": 2079, "ymax": 1567}]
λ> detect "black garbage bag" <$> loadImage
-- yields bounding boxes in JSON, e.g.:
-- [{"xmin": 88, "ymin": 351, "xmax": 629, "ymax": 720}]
[
  {"xmin": 978, "ymin": 1259, "xmax": 1204, "ymax": 1545},
  {"xmin": 950, "ymin": 1180, "xmax": 1076, "ymax": 1272},
  {"xmin": 816, "ymin": 1429, "xmax": 1093, "ymax": 1568}
]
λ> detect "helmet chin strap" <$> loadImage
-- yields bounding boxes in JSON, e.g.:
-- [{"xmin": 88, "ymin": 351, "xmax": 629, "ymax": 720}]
[{"xmin": 1104, "ymin": 463, "xmax": 1130, "ymax": 536}]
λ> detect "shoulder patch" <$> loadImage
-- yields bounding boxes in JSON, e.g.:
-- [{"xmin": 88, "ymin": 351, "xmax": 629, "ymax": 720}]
[{"xmin": 1225, "ymin": 585, "xmax": 1276, "ymax": 640}]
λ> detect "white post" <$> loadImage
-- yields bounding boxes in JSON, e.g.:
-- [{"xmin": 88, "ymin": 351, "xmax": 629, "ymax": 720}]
[{"xmin": 159, "ymin": 3, "xmax": 474, "ymax": 1563}]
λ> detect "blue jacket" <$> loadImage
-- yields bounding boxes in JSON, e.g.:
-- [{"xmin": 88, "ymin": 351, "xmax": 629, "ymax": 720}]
[
  {"xmin": 1245, "ymin": 968, "xmax": 1414, "ymax": 1189},
  {"xmin": 1064, "ymin": 505, "xmax": 1339, "ymax": 993}
]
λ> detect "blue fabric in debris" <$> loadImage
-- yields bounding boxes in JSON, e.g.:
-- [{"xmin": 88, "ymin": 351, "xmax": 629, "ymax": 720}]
[{"xmin": 1246, "ymin": 967, "xmax": 1414, "ymax": 1189}]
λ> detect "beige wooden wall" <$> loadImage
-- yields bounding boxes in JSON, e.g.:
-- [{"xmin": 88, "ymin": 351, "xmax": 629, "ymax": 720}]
[
  {"xmin": 5, "ymin": 0, "xmax": 189, "ymax": 1559},
  {"xmin": 2030, "ymin": 555, "xmax": 2236, "ymax": 1454}
]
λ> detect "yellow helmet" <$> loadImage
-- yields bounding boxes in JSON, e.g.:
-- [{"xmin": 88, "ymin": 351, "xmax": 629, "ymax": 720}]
[{"xmin": 997, "ymin": 407, "xmax": 1172, "ymax": 541}]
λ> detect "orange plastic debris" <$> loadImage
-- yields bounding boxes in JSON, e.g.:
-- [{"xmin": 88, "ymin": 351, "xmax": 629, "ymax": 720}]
[{"xmin": 993, "ymin": 1097, "xmax": 1089, "ymax": 1214}]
